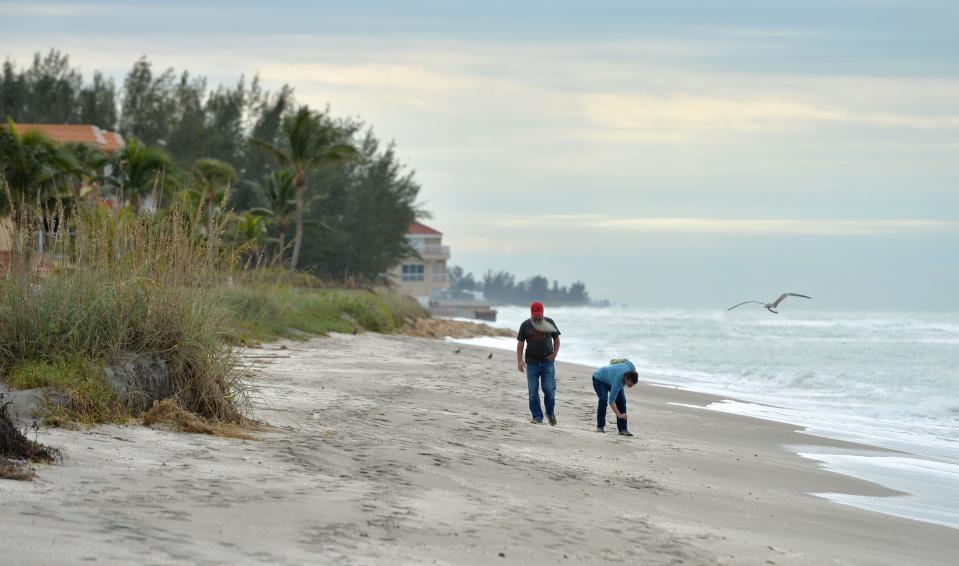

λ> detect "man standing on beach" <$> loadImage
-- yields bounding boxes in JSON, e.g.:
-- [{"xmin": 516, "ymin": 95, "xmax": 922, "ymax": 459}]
[
  {"xmin": 591, "ymin": 359, "xmax": 638, "ymax": 436},
  {"xmin": 516, "ymin": 301, "xmax": 561, "ymax": 425}
]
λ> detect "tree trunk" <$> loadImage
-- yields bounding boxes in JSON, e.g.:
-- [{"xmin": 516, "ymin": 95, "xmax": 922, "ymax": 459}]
[
  {"xmin": 289, "ymin": 178, "xmax": 306, "ymax": 271},
  {"xmin": 276, "ymin": 221, "xmax": 287, "ymax": 267}
]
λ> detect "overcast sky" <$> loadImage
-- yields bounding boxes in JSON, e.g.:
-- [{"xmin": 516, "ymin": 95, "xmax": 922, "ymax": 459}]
[{"xmin": 3, "ymin": 1, "xmax": 957, "ymax": 309}]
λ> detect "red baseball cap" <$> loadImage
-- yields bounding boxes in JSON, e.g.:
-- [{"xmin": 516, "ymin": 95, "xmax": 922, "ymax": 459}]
[{"xmin": 530, "ymin": 301, "xmax": 544, "ymax": 315}]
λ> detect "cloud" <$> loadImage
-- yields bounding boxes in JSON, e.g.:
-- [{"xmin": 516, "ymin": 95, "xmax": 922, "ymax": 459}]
[
  {"xmin": 601, "ymin": 218, "xmax": 958, "ymax": 235},
  {"xmin": 0, "ymin": 2, "xmax": 137, "ymax": 16},
  {"xmin": 4, "ymin": 19, "xmax": 957, "ymax": 229},
  {"xmin": 257, "ymin": 62, "xmax": 477, "ymax": 91},
  {"xmin": 582, "ymin": 93, "xmax": 959, "ymax": 137},
  {"xmin": 452, "ymin": 237, "xmax": 538, "ymax": 254},
  {"xmin": 585, "ymin": 94, "xmax": 842, "ymax": 131},
  {"xmin": 461, "ymin": 214, "xmax": 958, "ymax": 236}
]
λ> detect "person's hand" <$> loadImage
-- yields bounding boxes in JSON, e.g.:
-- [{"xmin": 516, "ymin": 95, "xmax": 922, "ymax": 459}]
[
  {"xmin": 517, "ymin": 360, "xmax": 526, "ymax": 373},
  {"xmin": 545, "ymin": 353, "xmax": 557, "ymax": 361},
  {"xmin": 618, "ymin": 413, "xmax": 628, "ymax": 420}
]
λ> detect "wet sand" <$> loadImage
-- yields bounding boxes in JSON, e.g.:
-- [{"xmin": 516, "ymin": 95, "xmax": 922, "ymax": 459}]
[{"xmin": 2, "ymin": 333, "xmax": 957, "ymax": 565}]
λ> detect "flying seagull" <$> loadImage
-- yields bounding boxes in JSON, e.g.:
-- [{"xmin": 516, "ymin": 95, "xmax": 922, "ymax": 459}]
[{"xmin": 727, "ymin": 293, "xmax": 812, "ymax": 314}]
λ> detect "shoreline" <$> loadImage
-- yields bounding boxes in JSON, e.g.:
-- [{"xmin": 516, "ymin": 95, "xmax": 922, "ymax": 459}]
[
  {"xmin": 448, "ymin": 331, "xmax": 959, "ymax": 530},
  {"xmin": 2, "ymin": 333, "xmax": 957, "ymax": 564}
]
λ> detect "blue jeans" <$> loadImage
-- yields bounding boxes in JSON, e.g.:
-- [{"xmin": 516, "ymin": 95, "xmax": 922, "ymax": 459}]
[
  {"xmin": 526, "ymin": 360, "xmax": 556, "ymax": 420},
  {"xmin": 592, "ymin": 377, "xmax": 627, "ymax": 431}
]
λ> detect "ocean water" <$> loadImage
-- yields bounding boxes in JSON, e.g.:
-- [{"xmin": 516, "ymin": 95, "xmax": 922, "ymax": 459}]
[{"xmin": 450, "ymin": 306, "xmax": 959, "ymax": 529}]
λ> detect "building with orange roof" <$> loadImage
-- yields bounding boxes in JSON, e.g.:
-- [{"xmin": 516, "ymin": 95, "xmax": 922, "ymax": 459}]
[
  {"xmin": 0, "ymin": 123, "xmax": 125, "ymax": 266},
  {"xmin": 8, "ymin": 123, "xmax": 125, "ymax": 153}
]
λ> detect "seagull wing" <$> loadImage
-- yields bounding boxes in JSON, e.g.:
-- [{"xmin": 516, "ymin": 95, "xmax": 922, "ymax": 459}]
[
  {"xmin": 727, "ymin": 301, "xmax": 765, "ymax": 311},
  {"xmin": 771, "ymin": 293, "xmax": 812, "ymax": 307}
]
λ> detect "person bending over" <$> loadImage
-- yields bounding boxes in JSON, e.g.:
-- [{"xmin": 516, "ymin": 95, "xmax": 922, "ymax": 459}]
[{"xmin": 591, "ymin": 359, "xmax": 639, "ymax": 436}]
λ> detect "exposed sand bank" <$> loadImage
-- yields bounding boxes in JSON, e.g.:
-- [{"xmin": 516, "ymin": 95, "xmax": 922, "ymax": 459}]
[
  {"xmin": 1, "ymin": 333, "xmax": 956, "ymax": 565},
  {"xmin": 398, "ymin": 317, "xmax": 513, "ymax": 339}
]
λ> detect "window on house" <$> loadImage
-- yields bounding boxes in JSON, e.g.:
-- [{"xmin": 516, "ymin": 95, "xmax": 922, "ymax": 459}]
[{"xmin": 402, "ymin": 264, "xmax": 425, "ymax": 281}]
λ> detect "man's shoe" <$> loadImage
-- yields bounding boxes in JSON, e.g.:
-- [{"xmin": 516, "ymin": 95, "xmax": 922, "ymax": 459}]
[
  {"xmin": 531, "ymin": 418, "xmax": 544, "ymax": 424},
  {"xmin": 547, "ymin": 415, "xmax": 557, "ymax": 426},
  {"xmin": 595, "ymin": 427, "xmax": 605, "ymax": 433},
  {"xmin": 618, "ymin": 429, "xmax": 634, "ymax": 437}
]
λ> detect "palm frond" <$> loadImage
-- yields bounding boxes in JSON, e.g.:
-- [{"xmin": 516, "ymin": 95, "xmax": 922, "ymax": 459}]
[{"xmin": 249, "ymin": 137, "xmax": 291, "ymax": 166}]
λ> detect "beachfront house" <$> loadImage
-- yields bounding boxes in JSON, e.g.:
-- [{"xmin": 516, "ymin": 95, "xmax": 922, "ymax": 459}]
[
  {"xmin": 0, "ymin": 123, "xmax": 126, "ymax": 268},
  {"xmin": 388, "ymin": 222, "xmax": 450, "ymax": 307},
  {"xmin": 387, "ymin": 223, "xmax": 497, "ymax": 320},
  {"xmin": 9, "ymin": 123, "xmax": 126, "ymax": 154}
]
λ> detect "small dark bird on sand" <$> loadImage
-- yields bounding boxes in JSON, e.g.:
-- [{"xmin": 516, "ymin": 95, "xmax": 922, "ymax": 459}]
[
  {"xmin": 453, "ymin": 347, "xmax": 461, "ymax": 354},
  {"xmin": 487, "ymin": 352, "xmax": 493, "ymax": 359},
  {"xmin": 352, "ymin": 328, "xmax": 358, "ymax": 335}
]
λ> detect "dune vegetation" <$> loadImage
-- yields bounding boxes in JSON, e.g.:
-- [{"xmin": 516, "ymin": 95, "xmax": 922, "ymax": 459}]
[{"xmin": 0, "ymin": 196, "xmax": 426, "ymax": 433}]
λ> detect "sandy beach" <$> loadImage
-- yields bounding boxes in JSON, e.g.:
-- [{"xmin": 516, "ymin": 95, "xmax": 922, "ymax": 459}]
[{"xmin": 2, "ymin": 332, "xmax": 957, "ymax": 565}]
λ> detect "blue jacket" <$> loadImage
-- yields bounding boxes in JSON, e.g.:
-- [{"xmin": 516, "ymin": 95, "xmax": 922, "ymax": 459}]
[{"xmin": 592, "ymin": 360, "xmax": 636, "ymax": 405}]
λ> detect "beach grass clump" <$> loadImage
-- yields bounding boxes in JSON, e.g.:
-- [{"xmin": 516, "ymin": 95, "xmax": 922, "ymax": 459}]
[
  {"xmin": 213, "ymin": 285, "xmax": 323, "ymax": 343},
  {"xmin": 375, "ymin": 287, "xmax": 429, "ymax": 326},
  {"xmin": 332, "ymin": 290, "xmax": 395, "ymax": 332},
  {"xmin": 0, "ymin": 200, "xmax": 247, "ymax": 424},
  {"xmin": 0, "ymin": 193, "xmax": 429, "ymax": 429},
  {"xmin": 254, "ymin": 288, "xmax": 356, "ymax": 336},
  {"xmin": 6, "ymin": 356, "xmax": 94, "ymax": 390},
  {"xmin": 213, "ymin": 285, "xmax": 428, "ymax": 343}
]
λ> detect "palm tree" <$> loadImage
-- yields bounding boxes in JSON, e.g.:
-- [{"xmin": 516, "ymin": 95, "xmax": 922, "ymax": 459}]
[
  {"xmin": 259, "ymin": 169, "xmax": 296, "ymax": 265},
  {"xmin": 230, "ymin": 210, "xmax": 270, "ymax": 264},
  {"xmin": 62, "ymin": 141, "xmax": 110, "ymax": 202},
  {"xmin": 0, "ymin": 118, "xmax": 76, "ymax": 208},
  {"xmin": 190, "ymin": 158, "xmax": 236, "ymax": 237},
  {"xmin": 106, "ymin": 136, "xmax": 174, "ymax": 212},
  {"xmin": 0, "ymin": 120, "xmax": 80, "ymax": 258},
  {"xmin": 250, "ymin": 106, "xmax": 358, "ymax": 271}
]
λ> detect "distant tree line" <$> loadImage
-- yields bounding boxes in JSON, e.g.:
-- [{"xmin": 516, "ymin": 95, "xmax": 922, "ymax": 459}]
[
  {"xmin": 0, "ymin": 50, "xmax": 421, "ymax": 281},
  {"xmin": 0, "ymin": 50, "xmax": 118, "ymax": 128},
  {"xmin": 448, "ymin": 266, "xmax": 605, "ymax": 306}
]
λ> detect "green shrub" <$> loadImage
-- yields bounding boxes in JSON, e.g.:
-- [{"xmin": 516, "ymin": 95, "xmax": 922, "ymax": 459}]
[
  {"xmin": 374, "ymin": 287, "xmax": 429, "ymax": 324},
  {"xmin": 0, "ymin": 202, "xmax": 245, "ymax": 423},
  {"xmin": 6, "ymin": 355, "xmax": 125, "ymax": 425},
  {"xmin": 0, "ymin": 199, "xmax": 428, "ymax": 426},
  {"xmin": 211, "ymin": 286, "xmax": 427, "ymax": 343}
]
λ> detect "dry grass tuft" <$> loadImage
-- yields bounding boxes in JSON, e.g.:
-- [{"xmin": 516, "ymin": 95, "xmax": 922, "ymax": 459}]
[
  {"xmin": 0, "ymin": 458, "xmax": 34, "ymax": 480},
  {"xmin": 1, "ymin": 198, "xmax": 249, "ymax": 423},
  {"xmin": 143, "ymin": 399, "xmax": 258, "ymax": 440}
]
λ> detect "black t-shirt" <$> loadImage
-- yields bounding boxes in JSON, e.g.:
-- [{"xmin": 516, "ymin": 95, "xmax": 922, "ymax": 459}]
[{"xmin": 517, "ymin": 317, "xmax": 561, "ymax": 362}]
